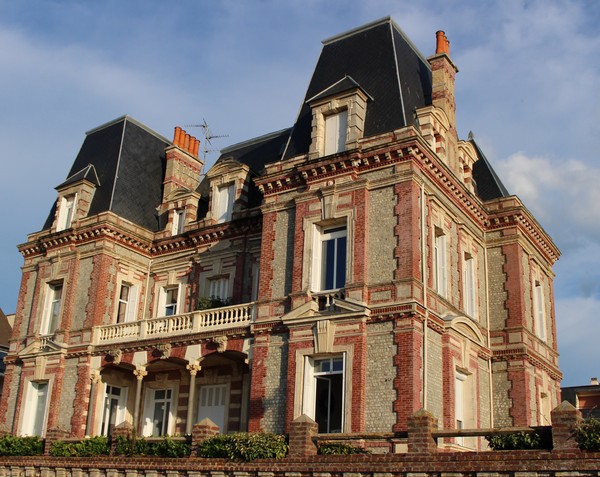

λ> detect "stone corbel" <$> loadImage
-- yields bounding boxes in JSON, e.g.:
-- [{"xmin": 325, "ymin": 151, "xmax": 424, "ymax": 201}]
[
  {"xmin": 106, "ymin": 348, "xmax": 122, "ymax": 365},
  {"xmin": 213, "ymin": 335, "xmax": 228, "ymax": 353},
  {"xmin": 154, "ymin": 343, "xmax": 172, "ymax": 360}
]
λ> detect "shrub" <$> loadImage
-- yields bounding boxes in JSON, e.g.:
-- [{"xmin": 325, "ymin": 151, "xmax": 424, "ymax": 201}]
[
  {"xmin": 486, "ymin": 431, "xmax": 544, "ymax": 450},
  {"xmin": 0, "ymin": 435, "xmax": 44, "ymax": 456},
  {"xmin": 113, "ymin": 435, "xmax": 190, "ymax": 457},
  {"xmin": 196, "ymin": 296, "xmax": 232, "ymax": 310},
  {"xmin": 317, "ymin": 441, "xmax": 368, "ymax": 455},
  {"xmin": 197, "ymin": 432, "xmax": 288, "ymax": 460},
  {"xmin": 573, "ymin": 417, "xmax": 600, "ymax": 452},
  {"xmin": 49, "ymin": 436, "xmax": 109, "ymax": 457}
]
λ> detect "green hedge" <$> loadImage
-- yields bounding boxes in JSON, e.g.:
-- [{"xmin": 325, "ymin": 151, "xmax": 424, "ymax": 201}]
[
  {"xmin": 49, "ymin": 436, "xmax": 109, "ymax": 457},
  {"xmin": 197, "ymin": 432, "xmax": 288, "ymax": 460},
  {"xmin": 317, "ymin": 441, "xmax": 368, "ymax": 455},
  {"xmin": 486, "ymin": 430, "xmax": 550, "ymax": 450},
  {"xmin": 0, "ymin": 435, "xmax": 44, "ymax": 456},
  {"xmin": 573, "ymin": 417, "xmax": 600, "ymax": 452},
  {"xmin": 114, "ymin": 435, "xmax": 191, "ymax": 457}
]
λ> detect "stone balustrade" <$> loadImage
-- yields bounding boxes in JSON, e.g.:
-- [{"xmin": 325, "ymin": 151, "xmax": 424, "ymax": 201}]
[{"xmin": 93, "ymin": 302, "xmax": 255, "ymax": 345}]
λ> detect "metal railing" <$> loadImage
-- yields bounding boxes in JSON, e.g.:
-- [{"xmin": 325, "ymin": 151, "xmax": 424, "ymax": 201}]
[{"xmin": 94, "ymin": 302, "xmax": 255, "ymax": 345}]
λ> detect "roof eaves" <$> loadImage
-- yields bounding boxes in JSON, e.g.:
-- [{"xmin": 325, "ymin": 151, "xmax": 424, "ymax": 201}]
[
  {"xmin": 220, "ymin": 128, "xmax": 292, "ymax": 155},
  {"xmin": 322, "ymin": 16, "xmax": 392, "ymax": 45},
  {"xmin": 85, "ymin": 115, "xmax": 171, "ymax": 145}
]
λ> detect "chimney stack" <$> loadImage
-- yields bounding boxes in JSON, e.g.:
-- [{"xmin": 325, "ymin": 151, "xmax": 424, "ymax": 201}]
[
  {"xmin": 591, "ymin": 377, "xmax": 599, "ymax": 386},
  {"xmin": 428, "ymin": 31, "xmax": 458, "ymax": 140}
]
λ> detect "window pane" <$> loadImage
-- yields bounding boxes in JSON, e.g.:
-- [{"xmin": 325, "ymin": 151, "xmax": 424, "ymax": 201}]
[{"xmin": 335, "ymin": 236, "xmax": 346, "ymax": 289}]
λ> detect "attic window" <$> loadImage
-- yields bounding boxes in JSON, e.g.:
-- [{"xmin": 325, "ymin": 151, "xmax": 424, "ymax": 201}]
[
  {"xmin": 215, "ymin": 183, "xmax": 235, "ymax": 223},
  {"xmin": 324, "ymin": 109, "xmax": 348, "ymax": 155},
  {"xmin": 57, "ymin": 194, "xmax": 76, "ymax": 231}
]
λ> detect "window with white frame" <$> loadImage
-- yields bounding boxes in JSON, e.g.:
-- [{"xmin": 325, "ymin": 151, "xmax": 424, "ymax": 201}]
[
  {"xmin": 197, "ymin": 383, "xmax": 229, "ymax": 432},
  {"xmin": 21, "ymin": 381, "xmax": 48, "ymax": 436},
  {"xmin": 324, "ymin": 110, "xmax": 348, "ymax": 156},
  {"xmin": 533, "ymin": 279, "xmax": 547, "ymax": 341},
  {"xmin": 100, "ymin": 384, "xmax": 128, "ymax": 436},
  {"xmin": 455, "ymin": 372, "xmax": 467, "ymax": 445},
  {"xmin": 116, "ymin": 283, "xmax": 137, "ymax": 323},
  {"xmin": 172, "ymin": 209, "xmax": 185, "ymax": 235},
  {"xmin": 143, "ymin": 388, "xmax": 173, "ymax": 437},
  {"xmin": 215, "ymin": 183, "xmax": 235, "ymax": 223},
  {"xmin": 463, "ymin": 252, "xmax": 476, "ymax": 317},
  {"xmin": 312, "ymin": 225, "xmax": 347, "ymax": 291},
  {"xmin": 302, "ymin": 355, "xmax": 345, "ymax": 433},
  {"xmin": 434, "ymin": 228, "xmax": 447, "ymax": 297},
  {"xmin": 208, "ymin": 276, "xmax": 230, "ymax": 301},
  {"xmin": 159, "ymin": 286, "xmax": 180, "ymax": 317},
  {"xmin": 41, "ymin": 281, "xmax": 63, "ymax": 335},
  {"xmin": 57, "ymin": 194, "xmax": 76, "ymax": 231}
]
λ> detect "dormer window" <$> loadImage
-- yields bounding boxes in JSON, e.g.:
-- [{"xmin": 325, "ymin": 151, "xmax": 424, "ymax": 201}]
[
  {"xmin": 172, "ymin": 209, "xmax": 185, "ymax": 235},
  {"xmin": 306, "ymin": 76, "xmax": 371, "ymax": 160},
  {"xmin": 215, "ymin": 183, "xmax": 235, "ymax": 223},
  {"xmin": 57, "ymin": 194, "xmax": 76, "ymax": 231},
  {"xmin": 324, "ymin": 109, "xmax": 348, "ymax": 155}
]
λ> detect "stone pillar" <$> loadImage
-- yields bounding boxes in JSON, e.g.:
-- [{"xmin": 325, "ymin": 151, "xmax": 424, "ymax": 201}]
[
  {"xmin": 110, "ymin": 422, "xmax": 133, "ymax": 455},
  {"xmin": 551, "ymin": 400, "xmax": 582, "ymax": 451},
  {"xmin": 288, "ymin": 414, "xmax": 318, "ymax": 457},
  {"xmin": 192, "ymin": 418, "xmax": 220, "ymax": 455},
  {"xmin": 132, "ymin": 367, "xmax": 147, "ymax": 433},
  {"xmin": 408, "ymin": 408, "xmax": 438, "ymax": 453},
  {"xmin": 85, "ymin": 371, "xmax": 101, "ymax": 436},
  {"xmin": 44, "ymin": 428, "xmax": 69, "ymax": 455},
  {"xmin": 185, "ymin": 363, "xmax": 201, "ymax": 435}
]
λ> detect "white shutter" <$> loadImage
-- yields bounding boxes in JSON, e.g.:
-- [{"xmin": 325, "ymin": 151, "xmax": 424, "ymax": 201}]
[{"xmin": 125, "ymin": 285, "xmax": 137, "ymax": 322}]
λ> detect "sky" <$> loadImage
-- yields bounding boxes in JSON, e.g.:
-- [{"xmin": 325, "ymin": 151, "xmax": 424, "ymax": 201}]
[{"xmin": 0, "ymin": 0, "xmax": 598, "ymax": 387}]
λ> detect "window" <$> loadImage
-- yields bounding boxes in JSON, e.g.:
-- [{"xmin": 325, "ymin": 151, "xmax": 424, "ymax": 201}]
[
  {"xmin": 100, "ymin": 385, "xmax": 127, "ymax": 436},
  {"xmin": 324, "ymin": 110, "xmax": 348, "ymax": 155},
  {"xmin": 116, "ymin": 283, "xmax": 137, "ymax": 323},
  {"xmin": 162, "ymin": 287, "xmax": 179, "ymax": 316},
  {"xmin": 303, "ymin": 356, "xmax": 344, "ymax": 433},
  {"xmin": 313, "ymin": 226, "xmax": 347, "ymax": 291},
  {"xmin": 455, "ymin": 372, "xmax": 467, "ymax": 445},
  {"xmin": 197, "ymin": 384, "xmax": 228, "ymax": 432},
  {"xmin": 533, "ymin": 280, "xmax": 547, "ymax": 341},
  {"xmin": 172, "ymin": 209, "xmax": 185, "ymax": 235},
  {"xmin": 215, "ymin": 184, "xmax": 235, "ymax": 223},
  {"xmin": 208, "ymin": 277, "xmax": 230, "ymax": 301},
  {"xmin": 463, "ymin": 253, "xmax": 476, "ymax": 317},
  {"xmin": 143, "ymin": 388, "xmax": 173, "ymax": 437},
  {"xmin": 41, "ymin": 282, "xmax": 63, "ymax": 335},
  {"xmin": 22, "ymin": 382, "xmax": 48, "ymax": 436},
  {"xmin": 57, "ymin": 194, "xmax": 76, "ymax": 231},
  {"xmin": 434, "ymin": 228, "xmax": 447, "ymax": 297}
]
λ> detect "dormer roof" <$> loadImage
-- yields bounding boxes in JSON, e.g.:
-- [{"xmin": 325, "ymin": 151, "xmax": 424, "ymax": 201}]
[
  {"xmin": 283, "ymin": 16, "xmax": 432, "ymax": 160},
  {"xmin": 43, "ymin": 116, "xmax": 170, "ymax": 232},
  {"xmin": 470, "ymin": 137, "xmax": 511, "ymax": 201}
]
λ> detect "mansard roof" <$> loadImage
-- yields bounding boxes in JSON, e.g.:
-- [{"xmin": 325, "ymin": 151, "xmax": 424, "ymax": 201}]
[
  {"xmin": 43, "ymin": 116, "xmax": 170, "ymax": 232},
  {"xmin": 283, "ymin": 16, "xmax": 432, "ymax": 159},
  {"xmin": 470, "ymin": 136, "xmax": 511, "ymax": 201}
]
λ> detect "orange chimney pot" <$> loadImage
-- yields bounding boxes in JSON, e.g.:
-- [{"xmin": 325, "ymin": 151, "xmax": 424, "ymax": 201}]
[
  {"xmin": 193, "ymin": 138, "xmax": 200, "ymax": 156},
  {"xmin": 174, "ymin": 126, "xmax": 182, "ymax": 147},
  {"xmin": 184, "ymin": 133, "xmax": 191, "ymax": 151},
  {"xmin": 435, "ymin": 30, "xmax": 450, "ymax": 55}
]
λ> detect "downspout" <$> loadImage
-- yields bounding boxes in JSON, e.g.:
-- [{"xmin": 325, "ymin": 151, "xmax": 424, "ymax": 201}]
[
  {"xmin": 484, "ymin": 247, "xmax": 494, "ymax": 428},
  {"xmin": 421, "ymin": 183, "xmax": 428, "ymax": 408}
]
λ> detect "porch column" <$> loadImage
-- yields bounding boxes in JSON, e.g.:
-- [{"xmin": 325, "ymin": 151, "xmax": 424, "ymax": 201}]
[
  {"xmin": 186, "ymin": 362, "xmax": 202, "ymax": 435},
  {"xmin": 85, "ymin": 371, "xmax": 101, "ymax": 436},
  {"xmin": 132, "ymin": 367, "xmax": 147, "ymax": 431}
]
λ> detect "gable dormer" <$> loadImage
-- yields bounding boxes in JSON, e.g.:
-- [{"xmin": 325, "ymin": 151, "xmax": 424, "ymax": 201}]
[
  {"xmin": 306, "ymin": 76, "xmax": 371, "ymax": 160},
  {"xmin": 51, "ymin": 164, "xmax": 100, "ymax": 232},
  {"xmin": 205, "ymin": 159, "xmax": 251, "ymax": 224}
]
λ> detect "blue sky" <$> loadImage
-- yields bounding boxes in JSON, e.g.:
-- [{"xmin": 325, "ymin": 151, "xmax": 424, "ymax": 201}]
[{"xmin": 0, "ymin": 0, "xmax": 598, "ymax": 387}]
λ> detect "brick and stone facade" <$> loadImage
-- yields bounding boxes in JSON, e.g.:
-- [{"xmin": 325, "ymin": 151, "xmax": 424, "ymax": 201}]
[{"xmin": 0, "ymin": 18, "xmax": 561, "ymax": 449}]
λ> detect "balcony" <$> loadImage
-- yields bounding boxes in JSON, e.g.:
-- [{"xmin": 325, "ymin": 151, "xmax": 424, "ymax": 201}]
[{"xmin": 93, "ymin": 302, "xmax": 255, "ymax": 345}]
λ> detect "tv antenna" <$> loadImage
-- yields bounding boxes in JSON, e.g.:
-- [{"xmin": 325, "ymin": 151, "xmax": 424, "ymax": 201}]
[{"xmin": 185, "ymin": 119, "xmax": 229, "ymax": 161}]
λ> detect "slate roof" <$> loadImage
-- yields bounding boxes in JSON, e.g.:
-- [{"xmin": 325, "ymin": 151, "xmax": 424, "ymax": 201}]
[
  {"xmin": 283, "ymin": 16, "xmax": 432, "ymax": 160},
  {"xmin": 43, "ymin": 116, "xmax": 170, "ymax": 232},
  {"xmin": 470, "ymin": 137, "xmax": 510, "ymax": 201}
]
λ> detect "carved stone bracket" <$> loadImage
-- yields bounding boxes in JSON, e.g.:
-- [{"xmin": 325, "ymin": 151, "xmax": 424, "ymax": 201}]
[
  {"xmin": 133, "ymin": 367, "xmax": 148, "ymax": 381},
  {"xmin": 213, "ymin": 335, "xmax": 228, "ymax": 353},
  {"xmin": 154, "ymin": 343, "xmax": 172, "ymax": 360},
  {"xmin": 106, "ymin": 348, "xmax": 122, "ymax": 365},
  {"xmin": 186, "ymin": 363, "xmax": 202, "ymax": 376}
]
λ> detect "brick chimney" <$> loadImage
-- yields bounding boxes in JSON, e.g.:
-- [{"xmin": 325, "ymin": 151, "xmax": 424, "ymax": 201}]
[
  {"xmin": 160, "ymin": 127, "xmax": 204, "ymax": 232},
  {"xmin": 428, "ymin": 31, "xmax": 458, "ymax": 141}
]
